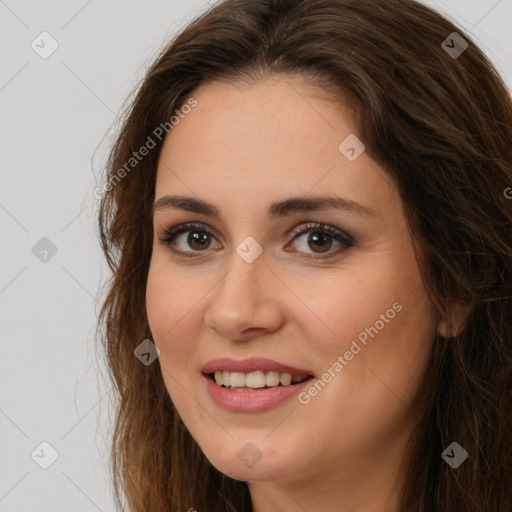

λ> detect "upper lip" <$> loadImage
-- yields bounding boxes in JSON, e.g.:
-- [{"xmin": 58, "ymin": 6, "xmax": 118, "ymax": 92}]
[{"xmin": 201, "ymin": 357, "xmax": 314, "ymax": 378}]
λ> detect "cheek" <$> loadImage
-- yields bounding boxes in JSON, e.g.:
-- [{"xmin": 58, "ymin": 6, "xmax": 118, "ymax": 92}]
[
  {"xmin": 301, "ymin": 255, "xmax": 435, "ymax": 392},
  {"xmin": 292, "ymin": 268, "xmax": 405, "ymax": 357},
  {"xmin": 146, "ymin": 262, "xmax": 200, "ymax": 414},
  {"xmin": 145, "ymin": 263, "xmax": 172, "ymax": 339},
  {"xmin": 145, "ymin": 259, "xmax": 197, "ymax": 359}
]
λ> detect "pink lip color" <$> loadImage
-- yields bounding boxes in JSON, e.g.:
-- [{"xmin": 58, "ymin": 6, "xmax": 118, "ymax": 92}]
[
  {"xmin": 201, "ymin": 357, "xmax": 314, "ymax": 413},
  {"xmin": 203, "ymin": 374, "xmax": 312, "ymax": 412},
  {"xmin": 201, "ymin": 357, "xmax": 313, "ymax": 378}
]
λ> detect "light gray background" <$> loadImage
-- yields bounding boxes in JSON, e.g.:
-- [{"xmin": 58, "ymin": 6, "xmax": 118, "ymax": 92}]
[{"xmin": 0, "ymin": 1, "xmax": 510, "ymax": 510}]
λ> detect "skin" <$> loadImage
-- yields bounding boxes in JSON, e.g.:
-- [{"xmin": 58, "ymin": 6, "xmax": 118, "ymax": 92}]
[{"xmin": 146, "ymin": 75, "xmax": 441, "ymax": 512}]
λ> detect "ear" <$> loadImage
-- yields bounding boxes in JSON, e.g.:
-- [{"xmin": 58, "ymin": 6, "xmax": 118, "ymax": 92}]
[{"xmin": 437, "ymin": 302, "xmax": 472, "ymax": 339}]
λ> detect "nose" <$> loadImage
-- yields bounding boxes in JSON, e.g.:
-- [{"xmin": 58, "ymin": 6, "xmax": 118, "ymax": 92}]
[{"xmin": 203, "ymin": 249, "xmax": 285, "ymax": 341}]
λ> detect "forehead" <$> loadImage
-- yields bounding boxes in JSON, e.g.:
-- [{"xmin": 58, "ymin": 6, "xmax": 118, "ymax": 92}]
[{"xmin": 154, "ymin": 77, "xmax": 397, "ymax": 217}]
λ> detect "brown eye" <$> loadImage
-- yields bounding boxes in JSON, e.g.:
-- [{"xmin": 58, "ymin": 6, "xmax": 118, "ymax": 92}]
[
  {"xmin": 158, "ymin": 221, "xmax": 354, "ymax": 260},
  {"xmin": 186, "ymin": 231, "xmax": 212, "ymax": 250},
  {"xmin": 288, "ymin": 222, "xmax": 354, "ymax": 259},
  {"xmin": 158, "ymin": 222, "xmax": 221, "ymax": 255},
  {"xmin": 304, "ymin": 231, "xmax": 333, "ymax": 253}
]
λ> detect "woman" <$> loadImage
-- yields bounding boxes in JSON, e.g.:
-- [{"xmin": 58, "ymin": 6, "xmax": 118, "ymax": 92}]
[{"xmin": 96, "ymin": 0, "xmax": 512, "ymax": 510}]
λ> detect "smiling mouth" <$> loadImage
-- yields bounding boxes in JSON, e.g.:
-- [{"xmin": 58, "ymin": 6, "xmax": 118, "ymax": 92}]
[{"xmin": 208, "ymin": 370, "xmax": 314, "ymax": 391}]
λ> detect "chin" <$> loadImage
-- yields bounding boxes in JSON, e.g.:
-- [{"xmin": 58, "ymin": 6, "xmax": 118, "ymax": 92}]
[{"xmin": 198, "ymin": 434, "xmax": 298, "ymax": 482}]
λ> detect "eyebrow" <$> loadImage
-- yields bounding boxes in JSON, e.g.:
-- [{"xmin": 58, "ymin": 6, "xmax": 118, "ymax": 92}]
[{"xmin": 152, "ymin": 194, "xmax": 377, "ymax": 219}]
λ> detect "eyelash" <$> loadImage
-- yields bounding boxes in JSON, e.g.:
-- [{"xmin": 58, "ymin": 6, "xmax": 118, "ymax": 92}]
[{"xmin": 157, "ymin": 221, "xmax": 354, "ymax": 260}]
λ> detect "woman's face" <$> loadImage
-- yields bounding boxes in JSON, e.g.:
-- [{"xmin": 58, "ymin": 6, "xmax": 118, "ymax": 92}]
[{"xmin": 146, "ymin": 76, "xmax": 437, "ymax": 497}]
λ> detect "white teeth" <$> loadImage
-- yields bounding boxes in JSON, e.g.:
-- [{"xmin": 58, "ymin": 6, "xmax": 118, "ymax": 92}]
[
  {"xmin": 246, "ymin": 371, "xmax": 266, "ymax": 388},
  {"xmin": 279, "ymin": 373, "xmax": 292, "ymax": 386},
  {"xmin": 212, "ymin": 370, "xmax": 309, "ymax": 389},
  {"xmin": 266, "ymin": 371, "xmax": 280, "ymax": 387},
  {"xmin": 230, "ymin": 372, "xmax": 246, "ymax": 387}
]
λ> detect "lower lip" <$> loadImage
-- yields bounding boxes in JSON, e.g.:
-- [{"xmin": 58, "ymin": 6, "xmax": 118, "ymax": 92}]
[{"xmin": 203, "ymin": 374, "xmax": 313, "ymax": 412}]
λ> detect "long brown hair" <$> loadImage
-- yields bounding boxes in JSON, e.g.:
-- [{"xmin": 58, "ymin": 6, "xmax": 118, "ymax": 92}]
[{"xmin": 96, "ymin": 0, "xmax": 512, "ymax": 510}]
